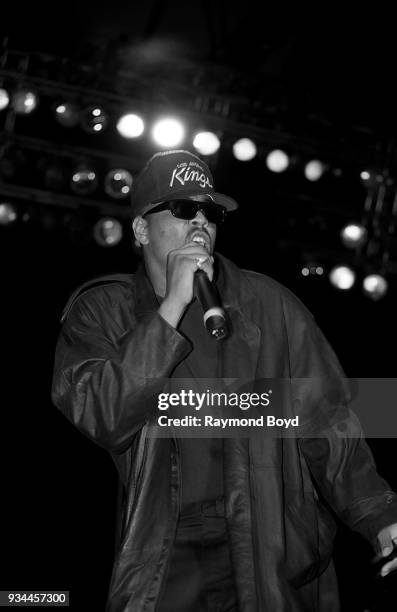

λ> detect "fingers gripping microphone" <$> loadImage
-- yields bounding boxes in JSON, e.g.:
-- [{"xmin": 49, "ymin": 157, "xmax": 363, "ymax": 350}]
[{"xmin": 194, "ymin": 270, "xmax": 229, "ymax": 340}]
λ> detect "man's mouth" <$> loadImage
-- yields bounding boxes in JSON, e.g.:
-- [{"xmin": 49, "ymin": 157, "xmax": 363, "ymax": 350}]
[{"xmin": 190, "ymin": 232, "xmax": 210, "ymax": 251}]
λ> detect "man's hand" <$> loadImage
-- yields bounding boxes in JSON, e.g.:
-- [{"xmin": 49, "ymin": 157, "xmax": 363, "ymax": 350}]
[
  {"xmin": 165, "ymin": 242, "xmax": 214, "ymax": 307},
  {"xmin": 158, "ymin": 242, "xmax": 214, "ymax": 328},
  {"xmin": 375, "ymin": 523, "xmax": 397, "ymax": 577}
]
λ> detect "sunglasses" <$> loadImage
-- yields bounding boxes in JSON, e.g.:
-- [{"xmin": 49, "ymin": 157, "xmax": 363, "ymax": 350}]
[{"xmin": 144, "ymin": 199, "xmax": 227, "ymax": 225}]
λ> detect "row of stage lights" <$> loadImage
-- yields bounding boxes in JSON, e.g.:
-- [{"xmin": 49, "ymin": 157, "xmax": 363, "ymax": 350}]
[
  {"xmin": 301, "ymin": 263, "xmax": 388, "ymax": 300},
  {"xmin": 0, "ymin": 86, "xmax": 331, "ymax": 176},
  {"xmin": 0, "ymin": 201, "xmax": 124, "ymax": 247},
  {"xmin": 3, "ymin": 149, "xmax": 326, "ymax": 199},
  {"xmin": 0, "ymin": 88, "xmax": 341, "ymax": 204},
  {"xmin": 299, "ymin": 218, "xmax": 391, "ymax": 300},
  {"xmin": 328, "ymin": 171, "xmax": 397, "ymax": 300},
  {"xmin": 0, "ymin": 199, "xmax": 391, "ymax": 300},
  {"xmin": 46, "ymin": 153, "xmax": 325, "ymax": 197},
  {"xmin": 0, "ymin": 88, "xmax": 393, "ymax": 300}
]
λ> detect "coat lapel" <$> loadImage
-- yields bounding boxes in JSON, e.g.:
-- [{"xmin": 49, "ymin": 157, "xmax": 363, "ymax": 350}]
[{"xmin": 216, "ymin": 253, "xmax": 261, "ymax": 382}]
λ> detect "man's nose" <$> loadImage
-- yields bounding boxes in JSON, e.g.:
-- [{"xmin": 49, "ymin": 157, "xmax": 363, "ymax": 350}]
[{"xmin": 190, "ymin": 210, "xmax": 209, "ymax": 227}]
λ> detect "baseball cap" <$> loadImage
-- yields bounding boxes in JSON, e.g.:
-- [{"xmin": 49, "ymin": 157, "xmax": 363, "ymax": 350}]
[{"xmin": 131, "ymin": 149, "xmax": 238, "ymax": 218}]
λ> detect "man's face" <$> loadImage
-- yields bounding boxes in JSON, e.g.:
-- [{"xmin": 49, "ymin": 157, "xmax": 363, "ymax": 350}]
[{"xmin": 136, "ymin": 196, "xmax": 218, "ymax": 272}]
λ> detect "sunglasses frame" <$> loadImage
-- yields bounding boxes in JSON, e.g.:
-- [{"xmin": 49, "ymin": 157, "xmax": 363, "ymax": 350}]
[{"xmin": 143, "ymin": 199, "xmax": 227, "ymax": 225}]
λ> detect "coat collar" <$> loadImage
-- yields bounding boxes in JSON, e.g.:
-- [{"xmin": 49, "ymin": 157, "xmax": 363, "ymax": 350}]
[{"xmin": 133, "ymin": 262, "xmax": 161, "ymax": 315}]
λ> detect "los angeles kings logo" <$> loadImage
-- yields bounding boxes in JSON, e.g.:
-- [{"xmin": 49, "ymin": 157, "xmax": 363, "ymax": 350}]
[{"xmin": 169, "ymin": 161, "xmax": 213, "ymax": 190}]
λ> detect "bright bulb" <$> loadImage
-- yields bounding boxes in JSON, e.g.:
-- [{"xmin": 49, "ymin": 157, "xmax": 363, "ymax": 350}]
[
  {"xmin": 117, "ymin": 113, "xmax": 145, "ymax": 138},
  {"xmin": 152, "ymin": 118, "xmax": 185, "ymax": 147},
  {"xmin": 329, "ymin": 265, "xmax": 356, "ymax": 290},
  {"xmin": 54, "ymin": 102, "xmax": 80, "ymax": 127},
  {"xmin": 104, "ymin": 169, "xmax": 133, "ymax": 199},
  {"xmin": 12, "ymin": 90, "xmax": 38, "ymax": 114},
  {"xmin": 81, "ymin": 105, "xmax": 108, "ymax": 134},
  {"xmin": 93, "ymin": 218, "xmax": 123, "ymax": 247},
  {"xmin": 232, "ymin": 138, "xmax": 257, "ymax": 161},
  {"xmin": 304, "ymin": 160, "xmax": 324, "ymax": 181},
  {"xmin": 70, "ymin": 167, "xmax": 97, "ymax": 194},
  {"xmin": 192, "ymin": 132, "xmax": 220, "ymax": 155},
  {"xmin": 0, "ymin": 88, "xmax": 10, "ymax": 111},
  {"xmin": 340, "ymin": 223, "xmax": 367, "ymax": 248},
  {"xmin": 266, "ymin": 149, "xmax": 289, "ymax": 173},
  {"xmin": 0, "ymin": 202, "xmax": 17, "ymax": 225},
  {"xmin": 362, "ymin": 274, "xmax": 388, "ymax": 300}
]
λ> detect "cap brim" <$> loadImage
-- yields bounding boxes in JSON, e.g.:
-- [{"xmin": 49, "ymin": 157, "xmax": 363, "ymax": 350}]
[{"xmin": 140, "ymin": 189, "xmax": 238, "ymax": 216}]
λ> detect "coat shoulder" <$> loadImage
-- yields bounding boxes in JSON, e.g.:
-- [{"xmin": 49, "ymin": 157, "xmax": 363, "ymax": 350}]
[
  {"xmin": 239, "ymin": 266, "xmax": 316, "ymax": 322},
  {"xmin": 60, "ymin": 273, "xmax": 134, "ymax": 323}
]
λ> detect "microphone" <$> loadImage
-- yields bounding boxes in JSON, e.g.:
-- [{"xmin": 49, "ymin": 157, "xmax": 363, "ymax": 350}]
[{"xmin": 194, "ymin": 269, "xmax": 229, "ymax": 340}]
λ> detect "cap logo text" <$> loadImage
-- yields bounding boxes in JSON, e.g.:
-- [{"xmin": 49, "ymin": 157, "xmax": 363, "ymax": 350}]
[{"xmin": 169, "ymin": 162, "xmax": 213, "ymax": 190}]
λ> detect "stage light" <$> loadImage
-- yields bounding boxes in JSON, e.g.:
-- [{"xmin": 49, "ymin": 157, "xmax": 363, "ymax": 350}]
[
  {"xmin": 0, "ymin": 202, "xmax": 17, "ymax": 225},
  {"xmin": 340, "ymin": 222, "xmax": 368, "ymax": 248},
  {"xmin": 360, "ymin": 170, "xmax": 371, "ymax": 181},
  {"xmin": 329, "ymin": 265, "xmax": 356, "ymax": 290},
  {"xmin": 54, "ymin": 102, "xmax": 80, "ymax": 128},
  {"xmin": 81, "ymin": 105, "xmax": 108, "ymax": 133},
  {"xmin": 362, "ymin": 274, "xmax": 388, "ymax": 300},
  {"xmin": 0, "ymin": 88, "xmax": 10, "ymax": 111},
  {"xmin": 266, "ymin": 149, "xmax": 289, "ymax": 173},
  {"xmin": 232, "ymin": 138, "xmax": 257, "ymax": 161},
  {"xmin": 70, "ymin": 165, "xmax": 98, "ymax": 195},
  {"xmin": 304, "ymin": 160, "xmax": 325, "ymax": 181},
  {"xmin": 116, "ymin": 113, "xmax": 145, "ymax": 138},
  {"xmin": 192, "ymin": 131, "xmax": 220, "ymax": 155},
  {"xmin": 359, "ymin": 169, "xmax": 381, "ymax": 187},
  {"xmin": 151, "ymin": 117, "xmax": 185, "ymax": 147},
  {"xmin": 93, "ymin": 218, "xmax": 123, "ymax": 246},
  {"xmin": 11, "ymin": 89, "xmax": 38, "ymax": 114},
  {"xmin": 104, "ymin": 169, "xmax": 133, "ymax": 199},
  {"xmin": 301, "ymin": 264, "xmax": 324, "ymax": 277}
]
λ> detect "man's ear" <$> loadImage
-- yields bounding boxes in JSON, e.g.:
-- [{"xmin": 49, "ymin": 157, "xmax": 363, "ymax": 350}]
[{"xmin": 132, "ymin": 216, "xmax": 149, "ymax": 246}]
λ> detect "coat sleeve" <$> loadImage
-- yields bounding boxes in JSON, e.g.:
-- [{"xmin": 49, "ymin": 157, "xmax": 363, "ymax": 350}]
[
  {"xmin": 51, "ymin": 287, "xmax": 191, "ymax": 453},
  {"xmin": 283, "ymin": 292, "xmax": 397, "ymax": 545}
]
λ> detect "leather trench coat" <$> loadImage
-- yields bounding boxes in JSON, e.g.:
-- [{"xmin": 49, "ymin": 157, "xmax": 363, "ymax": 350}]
[{"xmin": 52, "ymin": 253, "xmax": 397, "ymax": 611}]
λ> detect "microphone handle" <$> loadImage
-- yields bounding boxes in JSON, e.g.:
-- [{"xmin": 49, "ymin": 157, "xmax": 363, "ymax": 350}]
[{"xmin": 194, "ymin": 270, "xmax": 228, "ymax": 340}]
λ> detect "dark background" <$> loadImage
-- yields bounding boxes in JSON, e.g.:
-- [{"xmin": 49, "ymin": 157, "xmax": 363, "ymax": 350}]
[{"xmin": 1, "ymin": 3, "xmax": 397, "ymax": 610}]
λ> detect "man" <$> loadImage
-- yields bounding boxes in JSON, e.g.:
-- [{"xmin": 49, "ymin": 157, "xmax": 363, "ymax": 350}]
[{"xmin": 52, "ymin": 149, "xmax": 397, "ymax": 611}]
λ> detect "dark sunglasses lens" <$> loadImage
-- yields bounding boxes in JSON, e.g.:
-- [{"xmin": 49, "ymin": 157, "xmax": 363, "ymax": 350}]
[
  {"xmin": 170, "ymin": 201, "xmax": 198, "ymax": 220},
  {"xmin": 201, "ymin": 204, "xmax": 225, "ymax": 224},
  {"xmin": 169, "ymin": 200, "xmax": 225, "ymax": 224}
]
